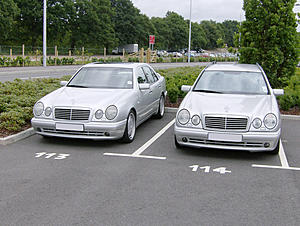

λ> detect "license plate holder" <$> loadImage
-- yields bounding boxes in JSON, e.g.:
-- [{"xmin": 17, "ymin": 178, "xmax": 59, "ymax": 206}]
[
  {"xmin": 56, "ymin": 123, "xmax": 84, "ymax": 131},
  {"xmin": 208, "ymin": 133, "xmax": 242, "ymax": 142}
]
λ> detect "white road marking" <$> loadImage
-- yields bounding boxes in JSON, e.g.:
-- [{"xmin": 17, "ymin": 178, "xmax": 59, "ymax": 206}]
[
  {"xmin": 278, "ymin": 140, "xmax": 289, "ymax": 167},
  {"xmin": 132, "ymin": 119, "xmax": 175, "ymax": 156},
  {"xmin": 20, "ymin": 76, "xmax": 49, "ymax": 80},
  {"xmin": 252, "ymin": 164, "xmax": 300, "ymax": 171},
  {"xmin": 103, "ymin": 153, "xmax": 166, "ymax": 160},
  {"xmin": 103, "ymin": 118, "xmax": 175, "ymax": 160}
]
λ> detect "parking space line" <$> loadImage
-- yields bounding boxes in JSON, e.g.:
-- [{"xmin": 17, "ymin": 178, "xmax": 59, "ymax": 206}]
[
  {"xmin": 131, "ymin": 119, "xmax": 175, "ymax": 156},
  {"xmin": 103, "ymin": 118, "xmax": 175, "ymax": 160},
  {"xmin": 252, "ymin": 140, "xmax": 300, "ymax": 171},
  {"xmin": 278, "ymin": 140, "xmax": 289, "ymax": 167}
]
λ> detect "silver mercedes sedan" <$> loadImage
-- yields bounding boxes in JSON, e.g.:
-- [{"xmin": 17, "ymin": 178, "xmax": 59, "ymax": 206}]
[
  {"xmin": 31, "ymin": 63, "xmax": 166, "ymax": 143},
  {"xmin": 174, "ymin": 63, "xmax": 284, "ymax": 153}
]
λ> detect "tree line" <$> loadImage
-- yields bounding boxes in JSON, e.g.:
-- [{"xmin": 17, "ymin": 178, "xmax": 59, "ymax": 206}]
[{"xmin": 0, "ymin": 0, "xmax": 239, "ymax": 51}]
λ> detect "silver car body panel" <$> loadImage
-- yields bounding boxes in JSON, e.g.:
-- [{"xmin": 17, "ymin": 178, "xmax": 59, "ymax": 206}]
[{"xmin": 31, "ymin": 63, "xmax": 167, "ymax": 140}]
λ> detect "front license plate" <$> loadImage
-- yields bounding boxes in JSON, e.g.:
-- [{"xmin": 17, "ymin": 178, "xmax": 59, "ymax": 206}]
[
  {"xmin": 56, "ymin": 123, "xmax": 84, "ymax": 131},
  {"xmin": 208, "ymin": 133, "xmax": 242, "ymax": 142}
]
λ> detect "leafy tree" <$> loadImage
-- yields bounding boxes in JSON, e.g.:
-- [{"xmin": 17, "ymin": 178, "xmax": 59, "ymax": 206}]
[
  {"xmin": 0, "ymin": 0, "xmax": 19, "ymax": 42},
  {"xmin": 165, "ymin": 11, "xmax": 188, "ymax": 50},
  {"xmin": 239, "ymin": 0, "xmax": 298, "ymax": 87},
  {"xmin": 191, "ymin": 22, "xmax": 207, "ymax": 50},
  {"xmin": 222, "ymin": 20, "xmax": 239, "ymax": 47},
  {"xmin": 151, "ymin": 17, "xmax": 171, "ymax": 50},
  {"xmin": 200, "ymin": 20, "xmax": 224, "ymax": 49}
]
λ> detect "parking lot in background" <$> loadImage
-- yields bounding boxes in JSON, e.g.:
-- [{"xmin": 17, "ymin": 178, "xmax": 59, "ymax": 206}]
[{"xmin": 0, "ymin": 112, "xmax": 299, "ymax": 225}]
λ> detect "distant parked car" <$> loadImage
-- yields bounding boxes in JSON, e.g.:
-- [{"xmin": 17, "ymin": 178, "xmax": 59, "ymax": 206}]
[
  {"xmin": 172, "ymin": 52, "xmax": 183, "ymax": 57},
  {"xmin": 174, "ymin": 63, "xmax": 284, "ymax": 154},
  {"xmin": 31, "ymin": 63, "xmax": 167, "ymax": 143}
]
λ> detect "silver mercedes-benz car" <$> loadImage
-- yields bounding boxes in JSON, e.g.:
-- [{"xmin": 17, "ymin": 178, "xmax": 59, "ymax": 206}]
[
  {"xmin": 31, "ymin": 63, "xmax": 166, "ymax": 143},
  {"xmin": 174, "ymin": 63, "xmax": 284, "ymax": 153}
]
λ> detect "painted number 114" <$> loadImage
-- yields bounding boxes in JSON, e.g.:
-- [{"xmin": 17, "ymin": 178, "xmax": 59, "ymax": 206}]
[{"xmin": 189, "ymin": 165, "xmax": 231, "ymax": 174}]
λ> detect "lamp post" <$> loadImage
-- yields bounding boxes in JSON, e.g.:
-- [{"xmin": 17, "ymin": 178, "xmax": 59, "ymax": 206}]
[
  {"xmin": 188, "ymin": 0, "xmax": 192, "ymax": 63},
  {"xmin": 43, "ymin": 0, "xmax": 47, "ymax": 67}
]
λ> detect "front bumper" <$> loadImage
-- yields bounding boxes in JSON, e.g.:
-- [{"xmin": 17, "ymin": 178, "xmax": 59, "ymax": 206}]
[
  {"xmin": 174, "ymin": 124, "xmax": 281, "ymax": 152},
  {"xmin": 31, "ymin": 117, "xmax": 127, "ymax": 140}
]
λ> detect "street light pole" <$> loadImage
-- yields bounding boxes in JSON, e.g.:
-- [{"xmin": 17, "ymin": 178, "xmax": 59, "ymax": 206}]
[
  {"xmin": 188, "ymin": 0, "xmax": 192, "ymax": 63},
  {"xmin": 43, "ymin": 0, "xmax": 47, "ymax": 67}
]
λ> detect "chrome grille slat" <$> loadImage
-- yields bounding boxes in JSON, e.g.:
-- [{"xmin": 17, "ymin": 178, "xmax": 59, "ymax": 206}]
[
  {"xmin": 55, "ymin": 108, "xmax": 90, "ymax": 121},
  {"xmin": 189, "ymin": 138, "xmax": 263, "ymax": 148},
  {"xmin": 205, "ymin": 116, "xmax": 248, "ymax": 131}
]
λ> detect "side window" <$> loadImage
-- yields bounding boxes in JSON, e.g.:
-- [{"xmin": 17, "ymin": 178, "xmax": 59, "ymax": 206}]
[
  {"xmin": 150, "ymin": 68, "xmax": 158, "ymax": 82},
  {"xmin": 136, "ymin": 67, "xmax": 148, "ymax": 84},
  {"xmin": 142, "ymin": 67, "xmax": 154, "ymax": 83}
]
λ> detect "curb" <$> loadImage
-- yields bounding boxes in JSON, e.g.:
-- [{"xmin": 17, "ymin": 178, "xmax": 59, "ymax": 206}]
[
  {"xmin": 165, "ymin": 107, "xmax": 178, "ymax": 113},
  {"xmin": 0, "ymin": 128, "xmax": 35, "ymax": 145}
]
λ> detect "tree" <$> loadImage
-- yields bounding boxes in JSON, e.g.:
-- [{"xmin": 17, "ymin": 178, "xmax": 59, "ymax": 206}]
[
  {"xmin": 239, "ymin": 0, "xmax": 298, "ymax": 87},
  {"xmin": 0, "ymin": 0, "xmax": 19, "ymax": 42},
  {"xmin": 151, "ymin": 17, "xmax": 171, "ymax": 50},
  {"xmin": 165, "ymin": 11, "xmax": 188, "ymax": 50},
  {"xmin": 200, "ymin": 20, "xmax": 224, "ymax": 49},
  {"xmin": 222, "ymin": 20, "xmax": 239, "ymax": 47},
  {"xmin": 191, "ymin": 22, "xmax": 207, "ymax": 50}
]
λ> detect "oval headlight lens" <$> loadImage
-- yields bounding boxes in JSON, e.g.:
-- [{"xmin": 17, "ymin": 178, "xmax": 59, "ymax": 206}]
[
  {"xmin": 252, "ymin": 118, "xmax": 262, "ymax": 129},
  {"xmin": 191, "ymin": 115, "xmax": 201, "ymax": 126},
  {"xmin": 95, "ymin": 109, "xmax": 103, "ymax": 119},
  {"xmin": 177, "ymin": 109, "xmax": 190, "ymax": 125},
  {"xmin": 264, "ymin": 113, "xmax": 277, "ymax": 129},
  {"xmin": 105, "ymin": 105, "xmax": 118, "ymax": 120},
  {"xmin": 45, "ymin": 107, "xmax": 52, "ymax": 117},
  {"xmin": 33, "ymin": 102, "xmax": 44, "ymax": 116}
]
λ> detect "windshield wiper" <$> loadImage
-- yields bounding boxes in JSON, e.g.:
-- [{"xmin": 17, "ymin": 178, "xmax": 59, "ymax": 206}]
[
  {"xmin": 67, "ymin": 84, "xmax": 89, "ymax": 88},
  {"xmin": 193, "ymin": 89, "xmax": 223, "ymax": 94}
]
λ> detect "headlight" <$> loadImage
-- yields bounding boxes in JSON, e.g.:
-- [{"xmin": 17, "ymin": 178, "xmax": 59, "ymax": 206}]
[
  {"xmin": 177, "ymin": 109, "xmax": 190, "ymax": 125},
  {"xmin": 252, "ymin": 118, "xmax": 262, "ymax": 129},
  {"xmin": 264, "ymin": 113, "xmax": 277, "ymax": 129},
  {"xmin": 45, "ymin": 107, "xmax": 52, "ymax": 117},
  {"xmin": 95, "ymin": 109, "xmax": 103, "ymax": 119},
  {"xmin": 105, "ymin": 105, "xmax": 118, "ymax": 120},
  {"xmin": 33, "ymin": 102, "xmax": 44, "ymax": 116},
  {"xmin": 191, "ymin": 115, "xmax": 201, "ymax": 126}
]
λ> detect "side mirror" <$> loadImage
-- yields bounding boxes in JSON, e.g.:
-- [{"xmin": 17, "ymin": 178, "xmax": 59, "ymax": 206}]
[
  {"xmin": 139, "ymin": 83, "xmax": 150, "ymax": 90},
  {"xmin": 60, "ymin": 81, "xmax": 68, "ymax": 87},
  {"xmin": 181, "ymin": 85, "xmax": 191, "ymax": 92},
  {"xmin": 273, "ymin": 89, "xmax": 284, "ymax": 96}
]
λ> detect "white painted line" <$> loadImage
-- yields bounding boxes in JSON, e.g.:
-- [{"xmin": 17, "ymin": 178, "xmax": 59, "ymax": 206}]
[
  {"xmin": 132, "ymin": 118, "xmax": 175, "ymax": 156},
  {"xmin": 252, "ymin": 164, "xmax": 300, "ymax": 171},
  {"xmin": 103, "ymin": 153, "xmax": 166, "ymax": 160},
  {"xmin": 20, "ymin": 76, "xmax": 50, "ymax": 80},
  {"xmin": 278, "ymin": 140, "xmax": 289, "ymax": 167}
]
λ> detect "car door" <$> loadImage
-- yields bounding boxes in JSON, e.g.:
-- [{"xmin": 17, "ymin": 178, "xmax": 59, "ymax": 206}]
[
  {"xmin": 135, "ymin": 67, "xmax": 153, "ymax": 123},
  {"xmin": 142, "ymin": 66, "xmax": 161, "ymax": 113}
]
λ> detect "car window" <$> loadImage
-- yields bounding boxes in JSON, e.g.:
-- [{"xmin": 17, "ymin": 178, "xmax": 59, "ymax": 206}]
[
  {"xmin": 150, "ymin": 68, "xmax": 158, "ymax": 82},
  {"xmin": 68, "ymin": 67, "xmax": 133, "ymax": 89},
  {"xmin": 136, "ymin": 67, "xmax": 148, "ymax": 84},
  {"xmin": 193, "ymin": 71, "xmax": 269, "ymax": 95},
  {"xmin": 142, "ymin": 67, "xmax": 155, "ymax": 83}
]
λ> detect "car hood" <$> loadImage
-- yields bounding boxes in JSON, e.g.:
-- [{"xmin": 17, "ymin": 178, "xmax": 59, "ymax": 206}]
[
  {"xmin": 181, "ymin": 92, "xmax": 275, "ymax": 118},
  {"xmin": 41, "ymin": 87, "xmax": 132, "ymax": 108}
]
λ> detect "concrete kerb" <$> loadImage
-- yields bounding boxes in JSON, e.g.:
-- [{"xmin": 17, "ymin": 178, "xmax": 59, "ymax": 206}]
[{"xmin": 0, "ymin": 108, "xmax": 299, "ymax": 145}]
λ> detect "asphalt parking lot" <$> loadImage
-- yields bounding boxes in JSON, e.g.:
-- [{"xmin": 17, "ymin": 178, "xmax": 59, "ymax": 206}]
[{"xmin": 0, "ymin": 112, "xmax": 299, "ymax": 225}]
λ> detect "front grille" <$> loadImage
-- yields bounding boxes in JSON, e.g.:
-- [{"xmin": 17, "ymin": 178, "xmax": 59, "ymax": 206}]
[
  {"xmin": 189, "ymin": 138, "xmax": 264, "ymax": 148},
  {"xmin": 42, "ymin": 128, "xmax": 104, "ymax": 137},
  {"xmin": 205, "ymin": 116, "xmax": 248, "ymax": 131},
  {"xmin": 55, "ymin": 108, "xmax": 90, "ymax": 121}
]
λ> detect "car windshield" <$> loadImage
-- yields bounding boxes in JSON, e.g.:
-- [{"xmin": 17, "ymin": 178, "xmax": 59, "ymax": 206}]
[
  {"xmin": 67, "ymin": 67, "xmax": 133, "ymax": 89},
  {"xmin": 193, "ymin": 71, "xmax": 269, "ymax": 95}
]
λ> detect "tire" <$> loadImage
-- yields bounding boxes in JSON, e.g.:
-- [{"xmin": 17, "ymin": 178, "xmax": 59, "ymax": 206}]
[
  {"xmin": 174, "ymin": 135, "xmax": 181, "ymax": 148},
  {"xmin": 122, "ymin": 110, "xmax": 136, "ymax": 143},
  {"xmin": 154, "ymin": 95, "xmax": 165, "ymax": 119},
  {"xmin": 269, "ymin": 140, "xmax": 280, "ymax": 154}
]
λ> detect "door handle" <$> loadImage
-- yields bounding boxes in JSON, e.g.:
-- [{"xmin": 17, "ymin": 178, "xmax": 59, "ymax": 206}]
[
  {"xmin": 158, "ymin": 85, "xmax": 161, "ymax": 88},
  {"xmin": 149, "ymin": 90, "xmax": 153, "ymax": 94}
]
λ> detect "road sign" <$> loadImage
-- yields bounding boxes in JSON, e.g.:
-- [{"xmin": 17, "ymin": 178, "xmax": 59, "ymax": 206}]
[{"xmin": 149, "ymin": 35, "xmax": 155, "ymax": 45}]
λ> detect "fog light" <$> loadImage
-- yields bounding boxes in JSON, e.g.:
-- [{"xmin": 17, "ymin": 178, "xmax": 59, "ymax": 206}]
[
  {"xmin": 104, "ymin": 132, "xmax": 110, "ymax": 136},
  {"xmin": 182, "ymin": 137, "xmax": 188, "ymax": 142},
  {"xmin": 264, "ymin": 143, "xmax": 270, "ymax": 148}
]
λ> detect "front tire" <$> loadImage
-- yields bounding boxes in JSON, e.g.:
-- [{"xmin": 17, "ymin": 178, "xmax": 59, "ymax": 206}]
[
  {"xmin": 154, "ymin": 95, "xmax": 165, "ymax": 119},
  {"xmin": 122, "ymin": 110, "xmax": 136, "ymax": 143}
]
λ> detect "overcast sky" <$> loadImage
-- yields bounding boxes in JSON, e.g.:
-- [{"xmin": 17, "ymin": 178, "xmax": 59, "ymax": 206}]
[{"xmin": 131, "ymin": 0, "xmax": 245, "ymax": 22}]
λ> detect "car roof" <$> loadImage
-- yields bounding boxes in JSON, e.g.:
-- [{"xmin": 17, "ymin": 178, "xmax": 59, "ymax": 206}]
[
  {"xmin": 83, "ymin": 63, "xmax": 149, "ymax": 69},
  {"xmin": 205, "ymin": 63, "xmax": 261, "ymax": 73}
]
